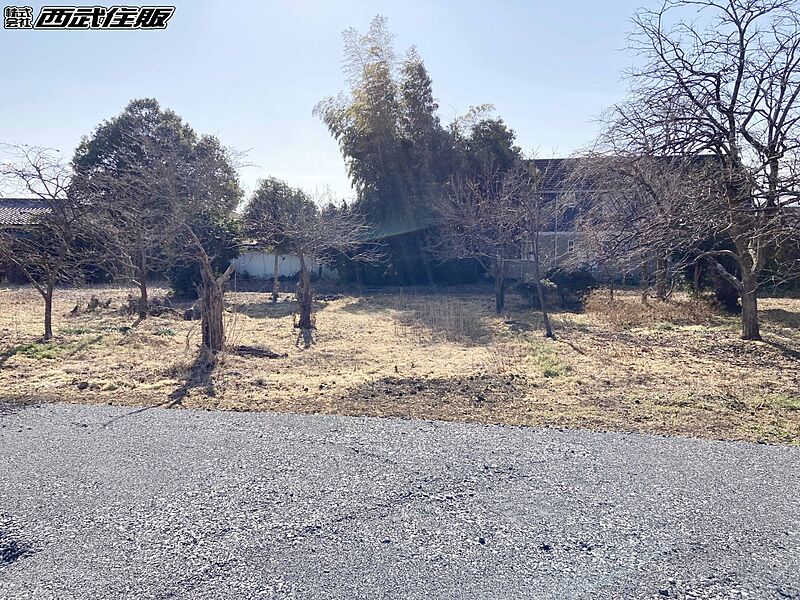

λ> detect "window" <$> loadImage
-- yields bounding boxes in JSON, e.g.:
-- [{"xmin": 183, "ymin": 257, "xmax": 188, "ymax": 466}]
[
  {"xmin": 522, "ymin": 240, "xmax": 533, "ymax": 259},
  {"xmin": 567, "ymin": 239, "xmax": 575, "ymax": 253}
]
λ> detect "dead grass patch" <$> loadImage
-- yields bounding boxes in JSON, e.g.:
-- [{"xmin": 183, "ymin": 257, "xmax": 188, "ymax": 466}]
[
  {"xmin": 0, "ymin": 284, "xmax": 798, "ymax": 444},
  {"xmin": 584, "ymin": 288, "xmax": 718, "ymax": 330}
]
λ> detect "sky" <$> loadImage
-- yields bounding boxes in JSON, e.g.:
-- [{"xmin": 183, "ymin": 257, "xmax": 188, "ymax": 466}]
[{"xmin": 0, "ymin": 0, "xmax": 646, "ymax": 201}]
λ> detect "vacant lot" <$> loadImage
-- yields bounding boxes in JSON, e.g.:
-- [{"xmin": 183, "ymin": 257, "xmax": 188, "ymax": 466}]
[{"xmin": 0, "ymin": 284, "xmax": 798, "ymax": 444}]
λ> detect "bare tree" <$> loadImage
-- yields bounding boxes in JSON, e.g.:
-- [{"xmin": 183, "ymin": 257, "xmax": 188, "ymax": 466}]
[
  {"xmin": 432, "ymin": 164, "xmax": 526, "ymax": 314},
  {"xmin": 511, "ymin": 162, "xmax": 558, "ymax": 337},
  {"xmin": 244, "ymin": 185, "xmax": 379, "ymax": 345},
  {"xmin": 89, "ymin": 128, "xmax": 244, "ymax": 358},
  {"xmin": 432, "ymin": 160, "xmax": 558, "ymax": 336},
  {"xmin": 609, "ymin": 0, "xmax": 800, "ymax": 339},
  {"xmin": 0, "ymin": 144, "xmax": 95, "ymax": 340},
  {"xmin": 566, "ymin": 153, "xmax": 718, "ymax": 303}
]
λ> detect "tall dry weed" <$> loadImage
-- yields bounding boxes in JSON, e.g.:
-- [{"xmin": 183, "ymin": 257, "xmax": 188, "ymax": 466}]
[{"xmin": 583, "ymin": 289, "xmax": 716, "ymax": 329}]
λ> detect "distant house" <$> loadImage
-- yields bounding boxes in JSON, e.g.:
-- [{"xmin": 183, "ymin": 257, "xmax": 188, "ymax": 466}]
[
  {"xmin": 508, "ymin": 158, "xmax": 587, "ymax": 280},
  {"xmin": 0, "ymin": 198, "xmax": 51, "ymax": 282}
]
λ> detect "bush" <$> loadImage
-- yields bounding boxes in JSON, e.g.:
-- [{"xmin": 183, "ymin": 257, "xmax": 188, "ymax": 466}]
[
  {"xmin": 516, "ymin": 275, "xmax": 557, "ymax": 306},
  {"xmin": 517, "ymin": 268, "xmax": 596, "ymax": 309}
]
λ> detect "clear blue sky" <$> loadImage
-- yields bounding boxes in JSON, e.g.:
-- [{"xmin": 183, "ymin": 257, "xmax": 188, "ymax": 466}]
[{"xmin": 0, "ymin": 0, "xmax": 645, "ymax": 201}]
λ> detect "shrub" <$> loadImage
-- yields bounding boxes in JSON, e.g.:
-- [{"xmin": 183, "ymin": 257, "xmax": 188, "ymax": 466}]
[{"xmin": 517, "ymin": 268, "xmax": 597, "ymax": 309}]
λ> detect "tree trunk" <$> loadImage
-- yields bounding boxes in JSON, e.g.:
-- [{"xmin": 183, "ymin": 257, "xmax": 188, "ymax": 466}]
[
  {"xmin": 531, "ymin": 243, "xmax": 554, "ymax": 339},
  {"xmin": 197, "ymin": 260, "xmax": 234, "ymax": 355},
  {"xmin": 655, "ymin": 257, "xmax": 668, "ymax": 301},
  {"xmin": 296, "ymin": 254, "xmax": 313, "ymax": 330},
  {"xmin": 640, "ymin": 261, "xmax": 650, "ymax": 304},
  {"xmin": 43, "ymin": 285, "xmax": 53, "ymax": 341},
  {"xmin": 493, "ymin": 263, "xmax": 506, "ymax": 314},
  {"xmin": 138, "ymin": 275, "xmax": 148, "ymax": 319},
  {"xmin": 692, "ymin": 261, "xmax": 702, "ymax": 296},
  {"xmin": 271, "ymin": 253, "xmax": 280, "ymax": 303},
  {"xmin": 740, "ymin": 272, "xmax": 761, "ymax": 341},
  {"xmin": 138, "ymin": 249, "xmax": 149, "ymax": 318},
  {"xmin": 604, "ymin": 266, "xmax": 615, "ymax": 300}
]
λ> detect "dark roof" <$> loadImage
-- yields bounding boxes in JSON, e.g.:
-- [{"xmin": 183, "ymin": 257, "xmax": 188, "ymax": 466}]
[
  {"xmin": 530, "ymin": 158, "xmax": 578, "ymax": 192},
  {"xmin": 0, "ymin": 198, "xmax": 50, "ymax": 226}
]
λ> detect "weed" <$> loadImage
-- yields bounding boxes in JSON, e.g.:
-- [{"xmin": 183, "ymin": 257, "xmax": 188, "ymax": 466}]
[
  {"xmin": 761, "ymin": 394, "xmax": 800, "ymax": 411},
  {"xmin": 7, "ymin": 342, "xmax": 64, "ymax": 360},
  {"xmin": 526, "ymin": 344, "xmax": 571, "ymax": 378},
  {"xmin": 153, "ymin": 327, "xmax": 176, "ymax": 337},
  {"xmin": 60, "ymin": 326, "xmax": 93, "ymax": 335},
  {"xmin": 584, "ymin": 289, "xmax": 716, "ymax": 329}
]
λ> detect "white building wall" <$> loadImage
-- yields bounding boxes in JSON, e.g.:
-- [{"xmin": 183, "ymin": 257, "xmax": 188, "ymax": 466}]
[{"xmin": 232, "ymin": 252, "xmax": 337, "ymax": 280}]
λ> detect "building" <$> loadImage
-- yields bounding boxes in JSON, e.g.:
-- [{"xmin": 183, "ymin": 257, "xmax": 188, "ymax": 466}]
[
  {"xmin": 0, "ymin": 198, "xmax": 51, "ymax": 282},
  {"xmin": 232, "ymin": 251, "xmax": 337, "ymax": 280},
  {"xmin": 0, "ymin": 197, "xmax": 50, "ymax": 228},
  {"xmin": 508, "ymin": 158, "xmax": 588, "ymax": 281}
]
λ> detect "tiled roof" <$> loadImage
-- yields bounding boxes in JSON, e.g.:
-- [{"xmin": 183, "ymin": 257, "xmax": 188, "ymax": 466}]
[{"xmin": 0, "ymin": 198, "xmax": 50, "ymax": 226}]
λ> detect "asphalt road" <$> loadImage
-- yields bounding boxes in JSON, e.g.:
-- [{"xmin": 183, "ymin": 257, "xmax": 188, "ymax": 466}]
[{"xmin": 0, "ymin": 402, "xmax": 798, "ymax": 600}]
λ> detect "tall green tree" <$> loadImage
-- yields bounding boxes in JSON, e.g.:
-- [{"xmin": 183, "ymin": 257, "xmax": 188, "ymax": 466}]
[
  {"xmin": 243, "ymin": 177, "xmax": 306, "ymax": 302},
  {"xmin": 460, "ymin": 118, "xmax": 522, "ymax": 177},
  {"xmin": 317, "ymin": 16, "xmax": 526, "ymax": 286},
  {"xmin": 315, "ymin": 16, "xmax": 409, "ymax": 231},
  {"xmin": 316, "ymin": 17, "xmax": 455, "ymax": 284},
  {"xmin": 399, "ymin": 48, "xmax": 453, "ymax": 213},
  {"xmin": 72, "ymin": 98, "xmax": 241, "ymax": 316}
]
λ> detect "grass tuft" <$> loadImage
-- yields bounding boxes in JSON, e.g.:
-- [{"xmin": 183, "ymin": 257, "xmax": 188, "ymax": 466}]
[{"xmin": 7, "ymin": 342, "xmax": 64, "ymax": 360}]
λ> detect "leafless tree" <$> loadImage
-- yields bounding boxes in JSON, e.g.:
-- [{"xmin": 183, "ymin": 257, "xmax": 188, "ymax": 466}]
[
  {"xmin": 244, "ymin": 186, "xmax": 380, "ymax": 345},
  {"xmin": 88, "ymin": 129, "xmax": 244, "ymax": 358},
  {"xmin": 511, "ymin": 162, "xmax": 559, "ymax": 337},
  {"xmin": 566, "ymin": 153, "xmax": 719, "ymax": 302},
  {"xmin": 432, "ymin": 160, "xmax": 558, "ymax": 336},
  {"xmin": 72, "ymin": 126, "xmax": 187, "ymax": 319},
  {"xmin": 0, "ymin": 144, "xmax": 96, "ymax": 340},
  {"xmin": 582, "ymin": 0, "xmax": 800, "ymax": 339},
  {"xmin": 432, "ymin": 164, "xmax": 525, "ymax": 314}
]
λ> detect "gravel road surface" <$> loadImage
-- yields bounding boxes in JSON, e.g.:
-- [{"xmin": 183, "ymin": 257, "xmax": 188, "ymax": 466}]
[{"xmin": 0, "ymin": 402, "xmax": 798, "ymax": 599}]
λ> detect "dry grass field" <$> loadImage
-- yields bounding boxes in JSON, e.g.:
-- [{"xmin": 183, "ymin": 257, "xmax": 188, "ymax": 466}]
[{"xmin": 1, "ymin": 283, "xmax": 798, "ymax": 444}]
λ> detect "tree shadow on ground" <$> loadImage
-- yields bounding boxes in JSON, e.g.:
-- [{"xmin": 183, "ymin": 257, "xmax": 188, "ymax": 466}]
[
  {"xmin": 338, "ymin": 297, "xmax": 388, "ymax": 315},
  {"xmin": 763, "ymin": 338, "xmax": 800, "ymax": 361},
  {"xmin": 228, "ymin": 299, "xmax": 330, "ymax": 320},
  {"xmin": 343, "ymin": 293, "xmax": 577, "ymax": 346},
  {"xmin": 0, "ymin": 525, "xmax": 36, "ymax": 566},
  {"xmin": 761, "ymin": 308, "xmax": 800, "ymax": 329},
  {"xmin": 231, "ymin": 344, "xmax": 288, "ymax": 359},
  {"xmin": 167, "ymin": 350, "xmax": 216, "ymax": 405},
  {"xmin": 101, "ymin": 350, "xmax": 214, "ymax": 428}
]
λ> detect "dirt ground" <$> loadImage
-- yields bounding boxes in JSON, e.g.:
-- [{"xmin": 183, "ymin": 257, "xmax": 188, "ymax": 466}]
[{"xmin": 0, "ymin": 283, "xmax": 798, "ymax": 444}]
